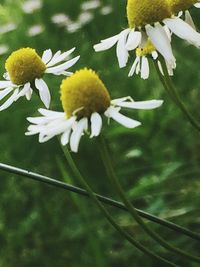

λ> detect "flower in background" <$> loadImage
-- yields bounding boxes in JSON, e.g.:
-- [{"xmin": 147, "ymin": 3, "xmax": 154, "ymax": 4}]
[
  {"xmin": 94, "ymin": 0, "xmax": 200, "ymax": 75},
  {"xmin": 100, "ymin": 6, "xmax": 113, "ymax": 16},
  {"xmin": 0, "ymin": 45, "xmax": 9, "ymax": 55},
  {"xmin": 51, "ymin": 13, "xmax": 72, "ymax": 27},
  {"xmin": 27, "ymin": 24, "xmax": 44, "ymax": 37},
  {"xmin": 0, "ymin": 47, "xmax": 80, "ymax": 111},
  {"xmin": 22, "ymin": 0, "xmax": 42, "ymax": 14},
  {"xmin": 26, "ymin": 68, "xmax": 163, "ymax": 152},
  {"xmin": 81, "ymin": 0, "xmax": 100, "ymax": 11},
  {"xmin": 0, "ymin": 23, "xmax": 17, "ymax": 34}
]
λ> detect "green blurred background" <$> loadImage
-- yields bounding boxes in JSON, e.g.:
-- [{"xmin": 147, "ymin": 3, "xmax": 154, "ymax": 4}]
[{"xmin": 0, "ymin": 0, "xmax": 199, "ymax": 266}]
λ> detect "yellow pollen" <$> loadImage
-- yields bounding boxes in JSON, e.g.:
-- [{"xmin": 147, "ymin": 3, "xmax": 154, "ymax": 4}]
[
  {"xmin": 5, "ymin": 48, "xmax": 46, "ymax": 85},
  {"xmin": 168, "ymin": 0, "xmax": 197, "ymax": 13},
  {"xmin": 136, "ymin": 40, "xmax": 155, "ymax": 57},
  {"xmin": 127, "ymin": 0, "xmax": 172, "ymax": 28},
  {"xmin": 60, "ymin": 68, "xmax": 111, "ymax": 118}
]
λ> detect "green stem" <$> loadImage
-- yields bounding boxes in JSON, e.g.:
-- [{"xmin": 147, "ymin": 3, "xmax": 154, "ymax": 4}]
[
  {"xmin": 155, "ymin": 57, "xmax": 200, "ymax": 132},
  {"xmin": 61, "ymin": 146, "xmax": 178, "ymax": 267},
  {"xmin": 97, "ymin": 136, "xmax": 200, "ymax": 264}
]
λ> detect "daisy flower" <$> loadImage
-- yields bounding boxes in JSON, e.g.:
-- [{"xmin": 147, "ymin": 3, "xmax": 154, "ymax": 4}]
[
  {"xmin": 128, "ymin": 38, "xmax": 174, "ymax": 79},
  {"xmin": 0, "ymin": 47, "xmax": 80, "ymax": 111},
  {"xmin": 26, "ymin": 68, "xmax": 163, "ymax": 152},
  {"xmin": 94, "ymin": 0, "xmax": 200, "ymax": 73}
]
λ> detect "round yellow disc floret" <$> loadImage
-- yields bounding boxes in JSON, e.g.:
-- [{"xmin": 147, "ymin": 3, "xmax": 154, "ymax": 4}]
[
  {"xmin": 60, "ymin": 68, "xmax": 111, "ymax": 118},
  {"xmin": 136, "ymin": 40, "xmax": 155, "ymax": 57},
  {"xmin": 127, "ymin": 0, "xmax": 171, "ymax": 28},
  {"xmin": 5, "ymin": 48, "xmax": 46, "ymax": 85},
  {"xmin": 168, "ymin": 0, "xmax": 197, "ymax": 13}
]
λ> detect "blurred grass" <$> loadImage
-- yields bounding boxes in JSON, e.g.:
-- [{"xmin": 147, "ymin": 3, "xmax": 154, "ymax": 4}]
[{"xmin": 0, "ymin": 0, "xmax": 199, "ymax": 266}]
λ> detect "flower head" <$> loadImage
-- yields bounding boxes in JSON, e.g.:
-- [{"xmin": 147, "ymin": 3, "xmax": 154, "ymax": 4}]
[
  {"xmin": 26, "ymin": 68, "xmax": 163, "ymax": 152},
  {"xmin": 0, "ymin": 47, "xmax": 80, "ymax": 111},
  {"xmin": 94, "ymin": 0, "xmax": 200, "ymax": 78}
]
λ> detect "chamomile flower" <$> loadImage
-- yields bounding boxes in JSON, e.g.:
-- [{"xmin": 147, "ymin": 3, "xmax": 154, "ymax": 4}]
[
  {"xmin": 25, "ymin": 68, "xmax": 163, "ymax": 153},
  {"xmin": 0, "ymin": 47, "xmax": 80, "ymax": 111},
  {"xmin": 94, "ymin": 0, "xmax": 200, "ymax": 73},
  {"xmin": 129, "ymin": 39, "xmax": 174, "ymax": 79}
]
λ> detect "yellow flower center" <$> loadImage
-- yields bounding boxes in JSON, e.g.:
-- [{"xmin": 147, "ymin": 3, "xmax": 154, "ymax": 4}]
[
  {"xmin": 168, "ymin": 0, "xmax": 197, "ymax": 13},
  {"xmin": 5, "ymin": 48, "xmax": 46, "ymax": 85},
  {"xmin": 136, "ymin": 40, "xmax": 155, "ymax": 57},
  {"xmin": 60, "ymin": 68, "xmax": 111, "ymax": 118},
  {"xmin": 127, "ymin": 0, "xmax": 171, "ymax": 28}
]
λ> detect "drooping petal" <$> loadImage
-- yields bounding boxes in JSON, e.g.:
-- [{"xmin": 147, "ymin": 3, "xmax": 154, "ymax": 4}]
[
  {"xmin": 35, "ymin": 79, "xmax": 51, "ymax": 108},
  {"xmin": 185, "ymin": 11, "xmax": 196, "ymax": 30},
  {"xmin": 126, "ymin": 30, "xmax": 142, "ymax": 51},
  {"xmin": 128, "ymin": 56, "xmax": 140, "ymax": 77},
  {"xmin": 116, "ymin": 29, "xmax": 130, "ymax": 68},
  {"xmin": 141, "ymin": 56, "xmax": 149, "ymax": 80},
  {"xmin": 25, "ymin": 88, "xmax": 33, "ymax": 100},
  {"xmin": 164, "ymin": 17, "xmax": 200, "ymax": 47},
  {"xmin": 61, "ymin": 129, "xmax": 71, "ymax": 145},
  {"xmin": 90, "ymin": 112, "xmax": 102, "ymax": 138},
  {"xmin": 0, "ymin": 89, "xmax": 19, "ymax": 111},
  {"xmin": 0, "ymin": 81, "xmax": 13, "ymax": 89},
  {"xmin": 146, "ymin": 23, "xmax": 176, "ymax": 68},
  {"xmin": 14, "ymin": 83, "xmax": 31, "ymax": 101},
  {"xmin": 104, "ymin": 106, "xmax": 141, "ymax": 129},
  {"xmin": 38, "ymin": 108, "xmax": 65, "ymax": 118},
  {"xmin": 0, "ymin": 87, "xmax": 13, "ymax": 100},
  {"xmin": 70, "ymin": 118, "xmax": 88, "ymax": 152}
]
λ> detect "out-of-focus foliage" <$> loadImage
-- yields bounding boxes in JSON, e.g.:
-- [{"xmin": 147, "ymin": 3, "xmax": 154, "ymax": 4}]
[{"xmin": 0, "ymin": 0, "xmax": 199, "ymax": 266}]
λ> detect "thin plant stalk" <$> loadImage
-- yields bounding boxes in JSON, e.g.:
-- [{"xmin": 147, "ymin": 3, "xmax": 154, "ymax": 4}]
[
  {"xmin": 61, "ymin": 147, "xmax": 179, "ymax": 267},
  {"xmin": 97, "ymin": 136, "xmax": 200, "ymax": 264},
  {"xmin": 154, "ymin": 57, "xmax": 200, "ymax": 132},
  {"xmin": 0, "ymin": 162, "xmax": 199, "ymax": 241}
]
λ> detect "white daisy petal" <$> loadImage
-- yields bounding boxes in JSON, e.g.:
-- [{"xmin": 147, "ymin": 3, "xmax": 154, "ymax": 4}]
[
  {"xmin": 105, "ymin": 106, "xmax": 141, "ymax": 129},
  {"xmin": 90, "ymin": 112, "xmax": 102, "ymax": 138},
  {"xmin": 146, "ymin": 23, "xmax": 176, "ymax": 68},
  {"xmin": 0, "ymin": 81, "xmax": 13, "ymax": 89},
  {"xmin": 115, "ymin": 100, "xmax": 163, "ymax": 109},
  {"xmin": 42, "ymin": 49, "xmax": 53, "ymax": 64},
  {"xmin": 25, "ymin": 88, "xmax": 33, "ymax": 100},
  {"xmin": 194, "ymin": 3, "xmax": 200, "ymax": 8},
  {"xmin": 0, "ymin": 89, "xmax": 19, "ymax": 111},
  {"xmin": 15, "ymin": 83, "xmax": 31, "ymax": 101},
  {"xmin": 126, "ymin": 30, "xmax": 142, "ymax": 51},
  {"xmin": 116, "ymin": 29, "xmax": 130, "ymax": 68},
  {"xmin": 46, "ymin": 55, "xmax": 80, "ymax": 74},
  {"xmin": 185, "ymin": 10, "xmax": 196, "ymax": 30},
  {"xmin": 93, "ymin": 34, "xmax": 120, "ymax": 51},
  {"xmin": 141, "ymin": 56, "xmax": 149, "ymax": 80},
  {"xmin": 61, "ymin": 129, "xmax": 71, "ymax": 145},
  {"xmin": 35, "ymin": 79, "xmax": 51, "ymax": 108},
  {"xmin": 47, "ymin": 48, "xmax": 76, "ymax": 67},
  {"xmin": 70, "ymin": 118, "xmax": 88, "ymax": 153},
  {"xmin": 128, "ymin": 56, "xmax": 140, "ymax": 77},
  {"xmin": 0, "ymin": 87, "xmax": 13, "ymax": 100},
  {"xmin": 38, "ymin": 108, "xmax": 65, "ymax": 118},
  {"xmin": 164, "ymin": 17, "xmax": 200, "ymax": 47}
]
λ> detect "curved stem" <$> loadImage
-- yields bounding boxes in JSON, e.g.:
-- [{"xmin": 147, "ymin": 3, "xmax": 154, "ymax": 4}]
[
  {"xmin": 154, "ymin": 58, "xmax": 200, "ymax": 132},
  {"xmin": 97, "ymin": 136, "xmax": 200, "ymax": 264},
  {"xmin": 61, "ymin": 147, "xmax": 178, "ymax": 267},
  {"xmin": 0, "ymin": 162, "xmax": 199, "ymax": 242}
]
